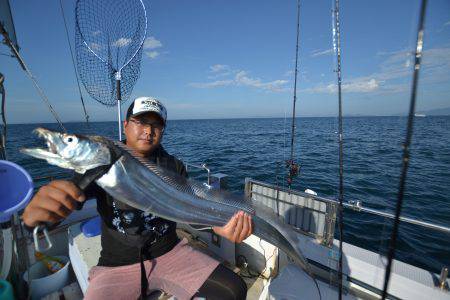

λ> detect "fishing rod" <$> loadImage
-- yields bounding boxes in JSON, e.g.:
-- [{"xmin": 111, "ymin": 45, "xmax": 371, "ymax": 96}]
[
  {"xmin": 0, "ymin": 72, "xmax": 6, "ymax": 160},
  {"xmin": 287, "ymin": 0, "xmax": 301, "ymax": 189},
  {"xmin": 381, "ymin": 0, "xmax": 428, "ymax": 298},
  {"xmin": 332, "ymin": 0, "xmax": 345, "ymax": 298}
]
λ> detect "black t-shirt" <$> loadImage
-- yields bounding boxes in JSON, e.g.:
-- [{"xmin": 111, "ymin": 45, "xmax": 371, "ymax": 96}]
[{"xmin": 84, "ymin": 145, "xmax": 188, "ymax": 267}]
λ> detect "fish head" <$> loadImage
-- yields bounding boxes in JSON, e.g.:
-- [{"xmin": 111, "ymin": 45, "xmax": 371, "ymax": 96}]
[{"xmin": 21, "ymin": 128, "xmax": 111, "ymax": 173}]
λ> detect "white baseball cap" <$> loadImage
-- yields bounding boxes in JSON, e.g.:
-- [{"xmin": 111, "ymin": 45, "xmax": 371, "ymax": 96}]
[{"xmin": 126, "ymin": 97, "xmax": 167, "ymax": 124}]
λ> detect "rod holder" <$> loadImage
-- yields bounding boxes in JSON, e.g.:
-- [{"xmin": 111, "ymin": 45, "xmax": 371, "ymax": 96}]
[{"xmin": 440, "ymin": 267, "xmax": 448, "ymax": 290}]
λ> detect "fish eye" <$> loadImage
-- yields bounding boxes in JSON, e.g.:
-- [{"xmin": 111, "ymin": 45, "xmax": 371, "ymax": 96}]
[{"xmin": 64, "ymin": 135, "xmax": 77, "ymax": 144}]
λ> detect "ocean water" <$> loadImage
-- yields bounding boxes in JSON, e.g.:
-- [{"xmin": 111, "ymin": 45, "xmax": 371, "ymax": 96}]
[{"xmin": 4, "ymin": 116, "xmax": 450, "ymax": 273}]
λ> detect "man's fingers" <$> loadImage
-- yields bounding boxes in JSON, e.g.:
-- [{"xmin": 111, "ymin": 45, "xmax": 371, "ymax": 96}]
[
  {"xmin": 49, "ymin": 180, "xmax": 85, "ymax": 202},
  {"xmin": 233, "ymin": 212, "xmax": 245, "ymax": 241},
  {"xmin": 29, "ymin": 207, "xmax": 62, "ymax": 225},
  {"xmin": 45, "ymin": 186, "xmax": 79, "ymax": 211},
  {"xmin": 238, "ymin": 213, "xmax": 250, "ymax": 242},
  {"xmin": 37, "ymin": 198, "xmax": 72, "ymax": 219},
  {"xmin": 225, "ymin": 212, "xmax": 239, "ymax": 230}
]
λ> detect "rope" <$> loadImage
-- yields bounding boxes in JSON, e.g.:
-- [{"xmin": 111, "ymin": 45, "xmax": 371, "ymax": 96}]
[
  {"xmin": 381, "ymin": 0, "xmax": 428, "ymax": 298},
  {"xmin": 58, "ymin": 0, "xmax": 89, "ymax": 124}
]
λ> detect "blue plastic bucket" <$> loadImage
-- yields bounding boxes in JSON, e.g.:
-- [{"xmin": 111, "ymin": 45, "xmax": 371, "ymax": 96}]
[
  {"xmin": 0, "ymin": 160, "xmax": 34, "ymax": 223},
  {"xmin": 0, "ymin": 279, "xmax": 14, "ymax": 300}
]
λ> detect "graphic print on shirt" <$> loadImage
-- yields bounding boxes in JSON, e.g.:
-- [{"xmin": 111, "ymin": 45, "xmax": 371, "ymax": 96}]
[
  {"xmin": 111, "ymin": 200, "xmax": 125, "ymax": 233},
  {"xmin": 122, "ymin": 212, "xmax": 135, "ymax": 224},
  {"xmin": 111, "ymin": 200, "xmax": 171, "ymax": 240}
]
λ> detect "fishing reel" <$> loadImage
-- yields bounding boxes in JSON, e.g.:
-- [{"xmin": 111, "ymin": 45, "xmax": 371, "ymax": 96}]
[{"xmin": 285, "ymin": 159, "xmax": 300, "ymax": 185}]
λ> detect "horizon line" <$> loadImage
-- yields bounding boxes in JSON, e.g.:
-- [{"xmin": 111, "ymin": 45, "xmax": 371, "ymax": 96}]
[{"xmin": 7, "ymin": 113, "xmax": 449, "ymax": 125}]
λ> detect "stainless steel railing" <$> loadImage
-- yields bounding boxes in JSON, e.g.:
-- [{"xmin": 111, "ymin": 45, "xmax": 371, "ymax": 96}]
[
  {"xmin": 185, "ymin": 162, "xmax": 211, "ymax": 185},
  {"xmin": 248, "ymin": 178, "xmax": 450, "ymax": 235}
]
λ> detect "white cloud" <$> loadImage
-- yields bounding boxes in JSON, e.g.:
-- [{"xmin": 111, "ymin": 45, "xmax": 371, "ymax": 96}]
[
  {"xmin": 189, "ymin": 80, "xmax": 233, "ymax": 88},
  {"xmin": 311, "ymin": 49, "xmax": 333, "ymax": 57},
  {"xmin": 304, "ymin": 46, "xmax": 450, "ymax": 95},
  {"xmin": 306, "ymin": 78, "xmax": 380, "ymax": 94},
  {"xmin": 112, "ymin": 38, "xmax": 131, "ymax": 47},
  {"xmin": 343, "ymin": 78, "xmax": 379, "ymax": 92},
  {"xmin": 209, "ymin": 64, "xmax": 230, "ymax": 73},
  {"xmin": 377, "ymin": 47, "xmax": 450, "ymax": 83},
  {"xmin": 444, "ymin": 21, "xmax": 450, "ymax": 27},
  {"xmin": 190, "ymin": 68, "xmax": 289, "ymax": 92},
  {"xmin": 143, "ymin": 37, "xmax": 164, "ymax": 60},
  {"xmin": 143, "ymin": 36, "xmax": 162, "ymax": 50},
  {"xmin": 207, "ymin": 65, "xmax": 233, "ymax": 79},
  {"xmin": 145, "ymin": 51, "xmax": 160, "ymax": 59},
  {"xmin": 235, "ymin": 71, "xmax": 288, "ymax": 92},
  {"xmin": 89, "ymin": 42, "xmax": 102, "ymax": 51},
  {"xmin": 419, "ymin": 47, "xmax": 450, "ymax": 85},
  {"xmin": 284, "ymin": 70, "xmax": 294, "ymax": 77}
]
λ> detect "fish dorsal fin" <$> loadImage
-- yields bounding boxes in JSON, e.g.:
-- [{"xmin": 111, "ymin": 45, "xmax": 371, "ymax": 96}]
[{"xmin": 112, "ymin": 141, "xmax": 255, "ymax": 213}]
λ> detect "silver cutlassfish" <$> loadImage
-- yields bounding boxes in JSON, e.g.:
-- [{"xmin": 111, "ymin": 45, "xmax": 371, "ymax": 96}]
[{"xmin": 22, "ymin": 128, "xmax": 321, "ymax": 298}]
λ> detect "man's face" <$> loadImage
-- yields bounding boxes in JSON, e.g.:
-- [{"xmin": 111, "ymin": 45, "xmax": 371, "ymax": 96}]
[{"xmin": 124, "ymin": 112, "xmax": 165, "ymax": 156}]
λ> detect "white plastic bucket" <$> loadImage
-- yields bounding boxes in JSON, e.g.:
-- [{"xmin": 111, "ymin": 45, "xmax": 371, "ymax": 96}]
[{"xmin": 23, "ymin": 256, "xmax": 71, "ymax": 300}]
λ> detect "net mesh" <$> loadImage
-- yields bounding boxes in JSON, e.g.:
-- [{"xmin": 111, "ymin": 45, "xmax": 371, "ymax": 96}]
[{"xmin": 75, "ymin": 0, "xmax": 147, "ymax": 106}]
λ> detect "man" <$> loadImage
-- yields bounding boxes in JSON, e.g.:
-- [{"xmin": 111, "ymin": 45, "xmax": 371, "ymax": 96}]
[{"xmin": 22, "ymin": 97, "xmax": 251, "ymax": 300}]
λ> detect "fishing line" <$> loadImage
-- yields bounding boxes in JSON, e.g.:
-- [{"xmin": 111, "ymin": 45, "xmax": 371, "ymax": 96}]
[
  {"xmin": 0, "ymin": 24, "xmax": 66, "ymax": 132},
  {"xmin": 282, "ymin": 110, "xmax": 287, "ymax": 188},
  {"xmin": 381, "ymin": 0, "xmax": 428, "ymax": 298},
  {"xmin": 0, "ymin": 52, "xmax": 15, "ymax": 57},
  {"xmin": 58, "ymin": 0, "xmax": 89, "ymax": 124},
  {"xmin": 332, "ymin": 0, "xmax": 345, "ymax": 298}
]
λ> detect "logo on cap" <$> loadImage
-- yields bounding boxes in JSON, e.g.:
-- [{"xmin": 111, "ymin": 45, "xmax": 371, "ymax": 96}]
[{"xmin": 131, "ymin": 97, "xmax": 167, "ymax": 123}]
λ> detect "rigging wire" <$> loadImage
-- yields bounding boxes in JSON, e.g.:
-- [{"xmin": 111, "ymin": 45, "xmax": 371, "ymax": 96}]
[
  {"xmin": 381, "ymin": 0, "xmax": 428, "ymax": 298},
  {"xmin": 287, "ymin": 0, "xmax": 301, "ymax": 188},
  {"xmin": 332, "ymin": 0, "xmax": 345, "ymax": 298},
  {"xmin": 58, "ymin": 0, "xmax": 89, "ymax": 124},
  {"xmin": 0, "ymin": 24, "xmax": 66, "ymax": 132}
]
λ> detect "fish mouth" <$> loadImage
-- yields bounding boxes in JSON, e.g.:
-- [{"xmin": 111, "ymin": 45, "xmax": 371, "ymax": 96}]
[{"xmin": 20, "ymin": 128, "xmax": 63, "ymax": 160}]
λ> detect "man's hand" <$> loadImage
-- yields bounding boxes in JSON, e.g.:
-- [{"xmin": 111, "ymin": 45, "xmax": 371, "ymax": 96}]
[
  {"xmin": 22, "ymin": 180, "xmax": 86, "ymax": 227},
  {"xmin": 213, "ymin": 211, "xmax": 253, "ymax": 243}
]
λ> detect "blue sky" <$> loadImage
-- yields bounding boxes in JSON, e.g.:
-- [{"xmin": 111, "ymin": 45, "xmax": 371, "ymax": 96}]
[{"xmin": 1, "ymin": 0, "xmax": 449, "ymax": 124}]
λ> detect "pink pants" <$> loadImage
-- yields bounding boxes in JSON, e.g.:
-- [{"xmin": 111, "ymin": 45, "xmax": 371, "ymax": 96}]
[{"xmin": 84, "ymin": 238, "xmax": 220, "ymax": 300}]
